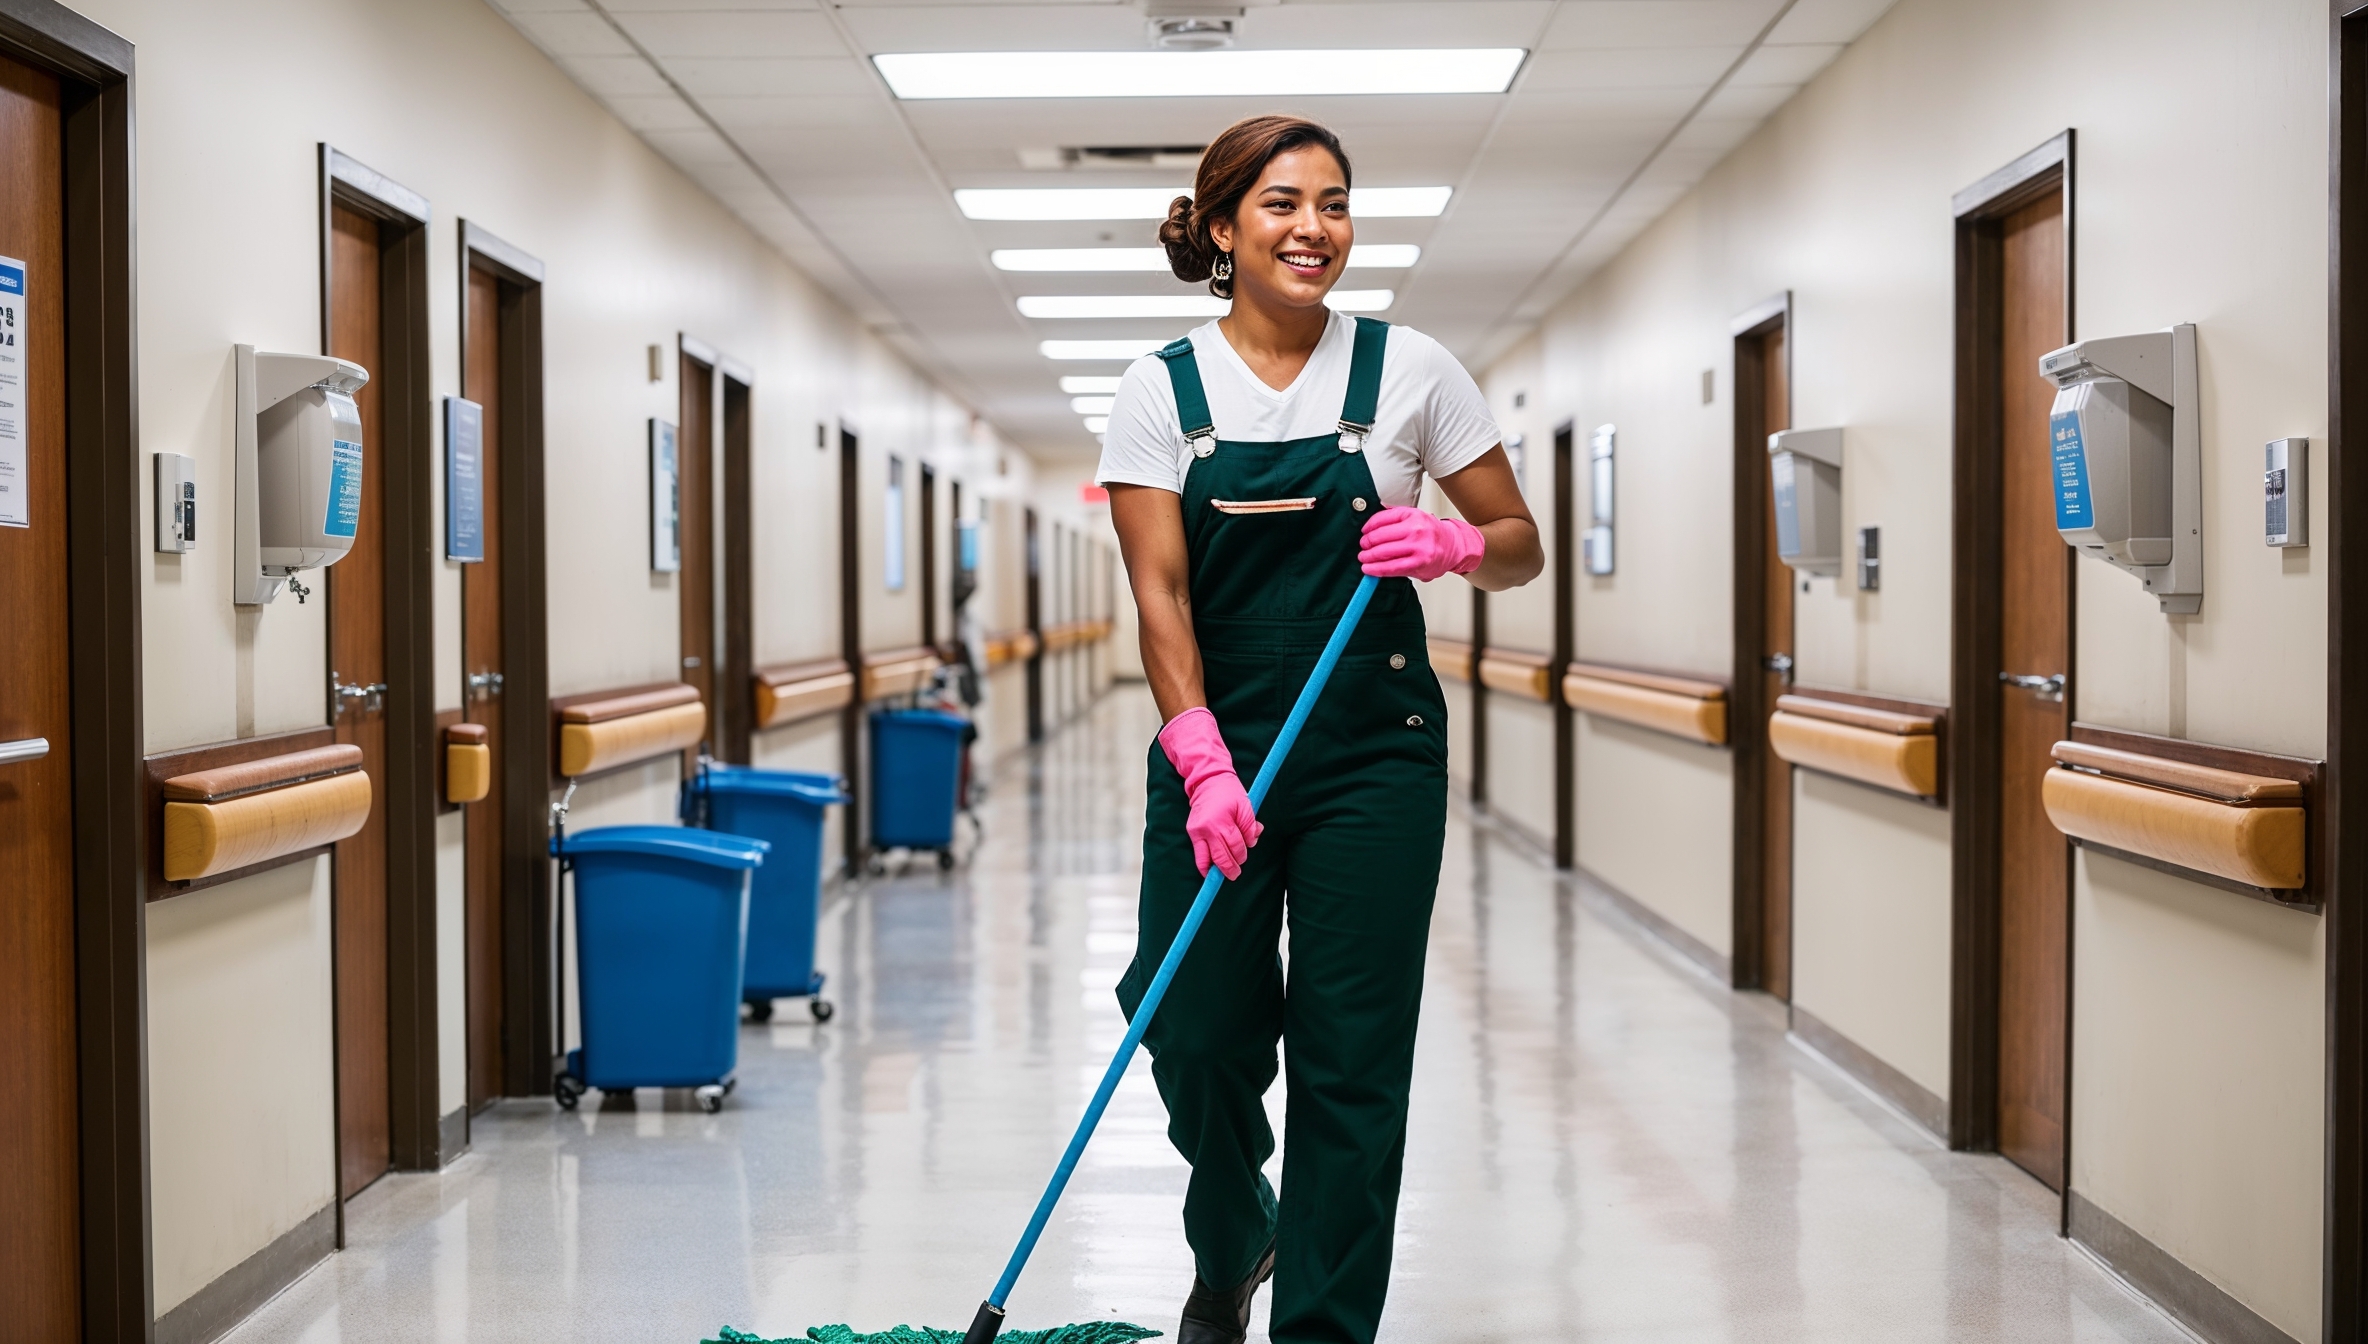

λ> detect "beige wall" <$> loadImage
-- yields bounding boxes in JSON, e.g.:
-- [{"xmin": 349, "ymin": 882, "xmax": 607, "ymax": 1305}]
[
  {"xmin": 1512, "ymin": 0, "xmax": 2330, "ymax": 1331},
  {"xmin": 1575, "ymin": 715, "xmax": 1733, "ymax": 962}
]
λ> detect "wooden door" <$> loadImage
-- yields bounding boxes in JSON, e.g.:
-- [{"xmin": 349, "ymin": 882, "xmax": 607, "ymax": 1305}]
[
  {"xmin": 1746, "ymin": 325, "xmax": 1795, "ymax": 999},
  {"xmin": 0, "ymin": 51, "xmax": 79, "ymax": 1337},
  {"xmin": 328, "ymin": 203, "xmax": 392, "ymax": 1198},
  {"xmin": 679, "ymin": 353, "xmax": 715, "ymax": 750},
  {"xmin": 464, "ymin": 265, "xmax": 506, "ymax": 1110},
  {"xmin": 1996, "ymin": 191, "xmax": 2071, "ymax": 1189},
  {"xmin": 720, "ymin": 375, "xmax": 752, "ymax": 763}
]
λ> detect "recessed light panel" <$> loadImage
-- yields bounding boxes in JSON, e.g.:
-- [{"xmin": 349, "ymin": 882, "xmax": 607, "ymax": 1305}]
[
  {"xmin": 1071, "ymin": 396, "xmax": 1117, "ymax": 414},
  {"xmin": 1021, "ymin": 290, "xmax": 1393, "ymax": 319},
  {"xmin": 958, "ymin": 186, "xmax": 1450, "ymax": 221},
  {"xmin": 1042, "ymin": 339, "xmax": 1172, "ymax": 361},
  {"xmin": 1083, "ymin": 416, "xmax": 1112, "ymax": 434},
  {"xmin": 1060, "ymin": 375, "xmax": 1125, "ymax": 394},
  {"xmin": 994, "ymin": 244, "xmax": 1420, "ymax": 271},
  {"xmin": 877, "ymin": 49, "xmax": 1525, "ymax": 101}
]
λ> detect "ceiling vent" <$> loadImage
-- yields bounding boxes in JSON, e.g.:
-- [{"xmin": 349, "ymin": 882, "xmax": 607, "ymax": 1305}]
[
  {"xmin": 1145, "ymin": 3, "xmax": 1242, "ymax": 50},
  {"xmin": 1018, "ymin": 145, "xmax": 1207, "ymax": 172}
]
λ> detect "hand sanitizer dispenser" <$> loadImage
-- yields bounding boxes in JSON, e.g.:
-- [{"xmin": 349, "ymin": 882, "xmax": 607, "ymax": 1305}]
[
  {"xmin": 233, "ymin": 346, "xmax": 370, "ymax": 605},
  {"xmin": 1768, "ymin": 427, "xmax": 1843, "ymax": 577},
  {"xmin": 2037, "ymin": 325, "xmax": 2200, "ymax": 613}
]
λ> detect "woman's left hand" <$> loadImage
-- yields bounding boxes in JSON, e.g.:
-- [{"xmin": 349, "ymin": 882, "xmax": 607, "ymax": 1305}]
[{"xmin": 1357, "ymin": 506, "xmax": 1486, "ymax": 582}]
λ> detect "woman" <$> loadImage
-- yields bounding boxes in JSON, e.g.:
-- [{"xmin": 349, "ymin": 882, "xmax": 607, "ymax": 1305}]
[{"xmin": 1098, "ymin": 115, "xmax": 1542, "ymax": 1344}]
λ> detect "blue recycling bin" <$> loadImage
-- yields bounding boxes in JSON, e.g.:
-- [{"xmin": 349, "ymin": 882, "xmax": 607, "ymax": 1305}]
[
  {"xmin": 869, "ymin": 708, "xmax": 968, "ymax": 856},
  {"xmin": 688, "ymin": 765, "xmax": 846, "ymax": 1022},
  {"xmin": 553, "ymin": 824, "xmax": 767, "ymax": 1111}
]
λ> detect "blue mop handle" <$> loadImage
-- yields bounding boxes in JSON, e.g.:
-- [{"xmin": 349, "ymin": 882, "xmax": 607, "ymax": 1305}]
[{"xmin": 986, "ymin": 574, "xmax": 1380, "ymax": 1311}]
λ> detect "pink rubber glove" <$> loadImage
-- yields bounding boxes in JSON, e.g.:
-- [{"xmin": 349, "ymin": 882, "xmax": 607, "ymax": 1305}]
[
  {"xmin": 1358, "ymin": 506, "xmax": 1485, "ymax": 582},
  {"xmin": 1158, "ymin": 706, "xmax": 1263, "ymax": 880}
]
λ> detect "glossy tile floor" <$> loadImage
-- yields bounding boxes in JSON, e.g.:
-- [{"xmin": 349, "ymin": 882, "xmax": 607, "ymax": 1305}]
[{"xmin": 225, "ymin": 686, "xmax": 2197, "ymax": 1344}]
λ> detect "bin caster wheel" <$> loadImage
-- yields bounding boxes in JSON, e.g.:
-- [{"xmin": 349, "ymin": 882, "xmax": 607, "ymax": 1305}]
[
  {"xmin": 554, "ymin": 1074, "xmax": 585, "ymax": 1111},
  {"xmin": 937, "ymin": 848, "xmax": 956, "ymax": 871},
  {"xmin": 746, "ymin": 999, "xmax": 775, "ymax": 1023},
  {"xmin": 694, "ymin": 1084, "xmax": 727, "ymax": 1114},
  {"xmin": 810, "ymin": 998, "xmax": 836, "ymax": 1023}
]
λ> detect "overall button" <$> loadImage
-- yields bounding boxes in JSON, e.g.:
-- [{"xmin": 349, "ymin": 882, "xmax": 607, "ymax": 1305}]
[
  {"xmin": 1352, "ymin": 497, "xmax": 1368, "ymax": 512},
  {"xmin": 1405, "ymin": 714, "xmax": 1425, "ymax": 727},
  {"xmin": 1389, "ymin": 653, "xmax": 1407, "ymax": 670}
]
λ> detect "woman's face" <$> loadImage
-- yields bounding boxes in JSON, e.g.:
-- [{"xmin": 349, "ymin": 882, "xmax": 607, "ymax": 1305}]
[{"xmin": 1208, "ymin": 145, "xmax": 1352, "ymax": 313}]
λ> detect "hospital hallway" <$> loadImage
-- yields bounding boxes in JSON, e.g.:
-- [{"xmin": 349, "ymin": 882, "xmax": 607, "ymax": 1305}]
[{"xmin": 214, "ymin": 686, "xmax": 2190, "ymax": 1344}]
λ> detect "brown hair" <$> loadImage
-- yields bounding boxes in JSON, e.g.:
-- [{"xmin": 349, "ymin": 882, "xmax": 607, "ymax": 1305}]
[{"xmin": 1160, "ymin": 115, "xmax": 1352, "ymax": 299}]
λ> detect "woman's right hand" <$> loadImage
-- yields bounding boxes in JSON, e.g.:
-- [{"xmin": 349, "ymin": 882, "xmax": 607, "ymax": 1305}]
[{"xmin": 1159, "ymin": 706, "xmax": 1263, "ymax": 879}]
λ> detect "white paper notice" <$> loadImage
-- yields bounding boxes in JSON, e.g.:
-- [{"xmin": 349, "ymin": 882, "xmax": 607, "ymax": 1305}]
[{"xmin": 0, "ymin": 255, "xmax": 25, "ymax": 528}]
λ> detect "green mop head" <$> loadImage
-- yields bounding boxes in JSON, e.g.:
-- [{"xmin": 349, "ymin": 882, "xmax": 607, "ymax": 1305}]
[{"xmin": 711, "ymin": 1325, "xmax": 1159, "ymax": 1344}]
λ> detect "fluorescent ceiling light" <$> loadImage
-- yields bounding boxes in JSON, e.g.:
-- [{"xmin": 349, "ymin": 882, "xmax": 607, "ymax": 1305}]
[
  {"xmin": 1061, "ymin": 375, "xmax": 1124, "ymax": 394},
  {"xmin": 877, "ymin": 49, "xmax": 1525, "ymax": 100},
  {"xmin": 1021, "ymin": 290, "xmax": 1392, "ymax": 319},
  {"xmin": 1071, "ymin": 396, "xmax": 1116, "ymax": 414},
  {"xmin": 1083, "ymin": 416, "xmax": 1111, "ymax": 434},
  {"xmin": 958, "ymin": 187, "xmax": 1450, "ymax": 220},
  {"xmin": 994, "ymin": 244, "xmax": 1420, "ymax": 271},
  {"xmin": 1042, "ymin": 339, "xmax": 1171, "ymax": 361}
]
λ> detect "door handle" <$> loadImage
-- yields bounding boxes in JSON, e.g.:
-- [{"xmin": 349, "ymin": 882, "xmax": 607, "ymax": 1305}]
[
  {"xmin": 0, "ymin": 736, "xmax": 50, "ymax": 766},
  {"xmin": 2000, "ymin": 672, "xmax": 2066, "ymax": 702},
  {"xmin": 1764, "ymin": 653, "xmax": 1794, "ymax": 685},
  {"xmin": 468, "ymin": 671, "xmax": 505, "ymax": 703}
]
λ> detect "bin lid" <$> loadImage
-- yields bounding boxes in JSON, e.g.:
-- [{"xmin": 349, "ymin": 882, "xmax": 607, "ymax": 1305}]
[
  {"xmin": 554, "ymin": 824, "xmax": 768, "ymax": 868},
  {"xmin": 871, "ymin": 708, "xmax": 969, "ymax": 734},
  {"xmin": 691, "ymin": 766, "xmax": 848, "ymax": 806}
]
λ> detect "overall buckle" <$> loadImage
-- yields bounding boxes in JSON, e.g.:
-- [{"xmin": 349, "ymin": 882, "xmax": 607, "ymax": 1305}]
[
  {"xmin": 1186, "ymin": 427, "xmax": 1218, "ymax": 459},
  {"xmin": 1337, "ymin": 419, "xmax": 1371, "ymax": 453}
]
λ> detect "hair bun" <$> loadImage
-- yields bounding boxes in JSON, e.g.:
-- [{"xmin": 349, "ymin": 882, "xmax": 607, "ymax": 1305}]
[{"xmin": 1160, "ymin": 194, "xmax": 1215, "ymax": 283}]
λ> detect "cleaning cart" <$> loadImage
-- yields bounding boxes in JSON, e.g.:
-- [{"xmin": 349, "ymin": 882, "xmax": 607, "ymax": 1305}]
[
  {"xmin": 686, "ymin": 764, "xmax": 845, "ymax": 1023},
  {"xmin": 868, "ymin": 707, "xmax": 968, "ymax": 868},
  {"xmin": 552, "ymin": 824, "xmax": 767, "ymax": 1113}
]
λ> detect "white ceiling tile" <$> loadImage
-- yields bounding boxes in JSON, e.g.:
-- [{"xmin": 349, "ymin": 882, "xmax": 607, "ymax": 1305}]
[
  {"xmin": 1540, "ymin": 1, "xmax": 1785, "ymax": 51},
  {"xmin": 602, "ymin": 0, "xmax": 819, "ymax": 11},
  {"xmin": 1500, "ymin": 84, "xmax": 1701, "ymax": 120},
  {"xmin": 1692, "ymin": 78, "xmax": 1794, "ymax": 121},
  {"xmin": 612, "ymin": 9, "xmax": 847, "ymax": 58},
  {"xmin": 605, "ymin": 93, "xmax": 713, "ymax": 132},
  {"xmin": 1520, "ymin": 45, "xmax": 1742, "ymax": 91},
  {"xmin": 703, "ymin": 95, "xmax": 891, "ymax": 131},
  {"xmin": 1729, "ymin": 42, "xmax": 1846, "ymax": 86},
  {"xmin": 560, "ymin": 54, "xmax": 676, "ymax": 96},
  {"xmin": 664, "ymin": 56, "xmax": 873, "ymax": 97},
  {"xmin": 511, "ymin": 9, "xmax": 637, "ymax": 57},
  {"xmin": 1664, "ymin": 112, "xmax": 1761, "ymax": 158},
  {"xmin": 1766, "ymin": 0, "xmax": 1901, "ymax": 45}
]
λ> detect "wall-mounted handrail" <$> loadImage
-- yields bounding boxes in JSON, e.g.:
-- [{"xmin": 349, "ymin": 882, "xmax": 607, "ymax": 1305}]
[
  {"xmin": 753, "ymin": 655, "xmax": 855, "ymax": 730},
  {"xmin": 1767, "ymin": 691, "xmax": 1943, "ymax": 800},
  {"xmin": 160, "ymin": 743, "xmax": 371, "ymax": 882},
  {"xmin": 862, "ymin": 645, "xmax": 942, "ymax": 701},
  {"xmin": 1426, "ymin": 636, "xmax": 1474, "ymax": 684},
  {"xmin": 2043, "ymin": 737, "xmax": 2313, "ymax": 902},
  {"xmin": 552, "ymin": 682, "xmax": 705, "ymax": 777},
  {"xmin": 1477, "ymin": 648, "xmax": 1554, "ymax": 703},
  {"xmin": 1563, "ymin": 661, "xmax": 1728, "ymax": 746}
]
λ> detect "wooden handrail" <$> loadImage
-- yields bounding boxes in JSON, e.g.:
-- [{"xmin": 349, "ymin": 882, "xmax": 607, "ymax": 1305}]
[
  {"xmin": 2041, "ymin": 725, "xmax": 2320, "ymax": 905},
  {"xmin": 1767, "ymin": 691, "xmax": 1945, "ymax": 800},
  {"xmin": 1774, "ymin": 693, "xmax": 1936, "ymax": 736},
  {"xmin": 2051, "ymin": 741, "xmax": 2302, "ymax": 806},
  {"xmin": 1477, "ymin": 648, "xmax": 1553, "ymax": 703},
  {"xmin": 1566, "ymin": 661, "xmax": 1727, "ymax": 702},
  {"xmin": 753, "ymin": 655, "xmax": 854, "ymax": 729},
  {"xmin": 553, "ymin": 682, "xmax": 706, "ymax": 777},
  {"xmin": 161, "ymin": 743, "xmax": 362, "ymax": 802},
  {"xmin": 444, "ymin": 725, "xmax": 491, "ymax": 805},
  {"xmin": 554, "ymin": 681, "xmax": 699, "ymax": 725},
  {"xmin": 1564, "ymin": 664, "xmax": 1727, "ymax": 746},
  {"xmin": 1427, "ymin": 637, "xmax": 1473, "ymax": 683},
  {"xmin": 160, "ymin": 745, "xmax": 372, "ymax": 883},
  {"xmin": 862, "ymin": 646, "xmax": 941, "ymax": 701}
]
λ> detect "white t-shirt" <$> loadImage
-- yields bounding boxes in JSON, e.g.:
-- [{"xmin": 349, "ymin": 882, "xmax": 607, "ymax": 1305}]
[{"xmin": 1094, "ymin": 312, "xmax": 1501, "ymax": 509}]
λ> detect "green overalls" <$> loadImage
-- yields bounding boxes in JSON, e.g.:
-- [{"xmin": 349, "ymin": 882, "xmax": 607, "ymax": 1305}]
[{"xmin": 1117, "ymin": 317, "xmax": 1449, "ymax": 1344}]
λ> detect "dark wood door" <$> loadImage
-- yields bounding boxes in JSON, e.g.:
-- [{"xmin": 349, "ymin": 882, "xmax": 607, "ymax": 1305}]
[
  {"xmin": 0, "ymin": 52, "xmax": 79, "ymax": 1338},
  {"xmin": 464, "ymin": 265, "xmax": 506, "ymax": 1111},
  {"xmin": 679, "ymin": 353, "xmax": 715, "ymax": 751},
  {"xmin": 328, "ymin": 203, "xmax": 393, "ymax": 1199},
  {"xmin": 1748, "ymin": 325, "xmax": 1795, "ymax": 999},
  {"xmin": 1996, "ymin": 190, "xmax": 2071, "ymax": 1190},
  {"xmin": 720, "ymin": 375, "xmax": 753, "ymax": 763}
]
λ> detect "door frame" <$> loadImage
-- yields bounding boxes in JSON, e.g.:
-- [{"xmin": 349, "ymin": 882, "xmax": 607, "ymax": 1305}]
[
  {"xmin": 676, "ymin": 334, "xmax": 718, "ymax": 762},
  {"xmin": 458, "ymin": 221, "xmax": 552, "ymax": 1098},
  {"xmin": 1729, "ymin": 290, "xmax": 1791, "ymax": 994},
  {"xmin": 0, "ymin": 2, "xmax": 146, "ymax": 1334},
  {"xmin": 718, "ymin": 361, "xmax": 753, "ymax": 762},
  {"xmin": 1945, "ymin": 130, "xmax": 2075, "ymax": 1156},
  {"xmin": 319, "ymin": 148, "xmax": 440, "ymax": 1195},
  {"xmin": 1552, "ymin": 420, "xmax": 1576, "ymax": 868},
  {"xmin": 838, "ymin": 424, "xmax": 864, "ymax": 866},
  {"xmin": 2328, "ymin": 7, "xmax": 2368, "ymax": 1332}
]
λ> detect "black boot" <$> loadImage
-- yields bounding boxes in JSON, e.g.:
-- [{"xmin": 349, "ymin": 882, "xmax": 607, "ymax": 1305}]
[{"xmin": 1177, "ymin": 1241, "xmax": 1278, "ymax": 1344}]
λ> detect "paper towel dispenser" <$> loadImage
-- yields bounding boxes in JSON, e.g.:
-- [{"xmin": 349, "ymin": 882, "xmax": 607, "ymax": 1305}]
[
  {"xmin": 1768, "ymin": 427, "xmax": 1843, "ymax": 577},
  {"xmin": 2037, "ymin": 325, "xmax": 2200, "ymax": 613},
  {"xmin": 233, "ymin": 346, "xmax": 370, "ymax": 605}
]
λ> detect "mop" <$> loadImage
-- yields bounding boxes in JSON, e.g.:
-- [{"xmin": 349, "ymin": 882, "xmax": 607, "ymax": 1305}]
[{"xmin": 714, "ymin": 574, "xmax": 1382, "ymax": 1344}]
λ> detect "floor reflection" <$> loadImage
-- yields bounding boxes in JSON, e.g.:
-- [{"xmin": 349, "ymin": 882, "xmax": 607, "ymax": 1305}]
[{"xmin": 224, "ymin": 685, "xmax": 2191, "ymax": 1344}]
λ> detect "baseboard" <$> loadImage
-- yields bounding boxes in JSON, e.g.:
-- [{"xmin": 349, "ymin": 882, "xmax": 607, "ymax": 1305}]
[
  {"xmin": 1789, "ymin": 1005, "xmax": 1948, "ymax": 1139},
  {"xmin": 1576, "ymin": 865, "xmax": 1731, "ymax": 982},
  {"xmin": 154, "ymin": 1201, "xmax": 335, "ymax": 1344},
  {"xmin": 2068, "ymin": 1191, "xmax": 2301, "ymax": 1344},
  {"xmin": 439, "ymin": 1105, "xmax": 469, "ymax": 1164}
]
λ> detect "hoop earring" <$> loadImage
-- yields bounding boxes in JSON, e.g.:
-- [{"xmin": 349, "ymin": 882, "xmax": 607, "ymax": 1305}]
[{"xmin": 1212, "ymin": 251, "xmax": 1233, "ymax": 283}]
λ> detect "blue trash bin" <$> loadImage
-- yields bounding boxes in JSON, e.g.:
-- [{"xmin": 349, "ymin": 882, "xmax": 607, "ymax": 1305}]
[
  {"xmin": 553, "ymin": 824, "xmax": 767, "ymax": 1112},
  {"xmin": 869, "ymin": 708, "xmax": 968, "ymax": 859},
  {"xmin": 687, "ymin": 765, "xmax": 846, "ymax": 1023}
]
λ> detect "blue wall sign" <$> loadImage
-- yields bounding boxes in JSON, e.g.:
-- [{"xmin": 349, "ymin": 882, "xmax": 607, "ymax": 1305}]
[
  {"xmin": 324, "ymin": 437, "xmax": 362, "ymax": 539},
  {"xmin": 446, "ymin": 397, "xmax": 485, "ymax": 561}
]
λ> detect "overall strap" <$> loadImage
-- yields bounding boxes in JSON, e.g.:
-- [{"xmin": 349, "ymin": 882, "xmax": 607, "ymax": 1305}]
[
  {"xmin": 1157, "ymin": 336, "xmax": 1219, "ymax": 459},
  {"xmin": 1337, "ymin": 316, "xmax": 1389, "ymax": 452}
]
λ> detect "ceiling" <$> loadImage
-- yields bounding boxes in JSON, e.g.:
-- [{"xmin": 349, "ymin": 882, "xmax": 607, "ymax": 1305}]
[{"xmin": 485, "ymin": 0, "xmax": 1899, "ymax": 464}]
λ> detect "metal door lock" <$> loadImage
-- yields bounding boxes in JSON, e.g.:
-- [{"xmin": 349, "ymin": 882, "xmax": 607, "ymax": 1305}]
[
  {"xmin": 1764, "ymin": 653, "xmax": 1794, "ymax": 684},
  {"xmin": 331, "ymin": 672, "xmax": 388, "ymax": 715},
  {"xmin": 1999, "ymin": 671, "xmax": 2066, "ymax": 702},
  {"xmin": 468, "ymin": 671, "xmax": 505, "ymax": 702}
]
